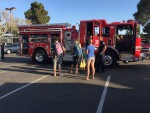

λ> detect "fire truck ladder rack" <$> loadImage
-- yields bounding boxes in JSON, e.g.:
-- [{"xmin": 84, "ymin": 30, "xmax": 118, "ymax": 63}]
[
  {"xmin": 19, "ymin": 23, "xmax": 71, "ymax": 29},
  {"xmin": 19, "ymin": 28, "xmax": 63, "ymax": 33}
]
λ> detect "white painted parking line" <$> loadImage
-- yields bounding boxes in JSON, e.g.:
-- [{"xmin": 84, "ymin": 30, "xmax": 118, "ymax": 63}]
[
  {"xmin": 0, "ymin": 71, "xmax": 7, "ymax": 73},
  {"xmin": 0, "ymin": 75, "xmax": 49, "ymax": 100},
  {"xmin": 144, "ymin": 77, "xmax": 150, "ymax": 80},
  {"xmin": 96, "ymin": 75, "xmax": 111, "ymax": 113}
]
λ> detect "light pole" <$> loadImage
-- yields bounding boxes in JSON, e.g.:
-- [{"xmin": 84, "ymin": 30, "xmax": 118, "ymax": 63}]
[
  {"xmin": 76, "ymin": 23, "xmax": 80, "ymax": 42},
  {"xmin": 5, "ymin": 7, "xmax": 16, "ymax": 43}
]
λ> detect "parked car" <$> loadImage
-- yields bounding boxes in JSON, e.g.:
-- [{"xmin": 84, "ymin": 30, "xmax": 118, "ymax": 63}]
[
  {"xmin": 4, "ymin": 43, "xmax": 20, "ymax": 54},
  {"xmin": 141, "ymin": 38, "xmax": 150, "ymax": 59}
]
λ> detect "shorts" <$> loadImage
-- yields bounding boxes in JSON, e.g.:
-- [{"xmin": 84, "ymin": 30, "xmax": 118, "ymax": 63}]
[
  {"xmin": 72, "ymin": 55, "xmax": 82, "ymax": 66},
  {"xmin": 87, "ymin": 57, "xmax": 95, "ymax": 63},
  {"xmin": 53, "ymin": 54, "xmax": 63, "ymax": 68}
]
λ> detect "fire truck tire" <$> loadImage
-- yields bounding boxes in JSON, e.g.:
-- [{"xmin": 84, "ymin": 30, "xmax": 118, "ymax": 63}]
[
  {"xmin": 32, "ymin": 49, "xmax": 48, "ymax": 64},
  {"xmin": 104, "ymin": 51, "xmax": 117, "ymax": 68}
]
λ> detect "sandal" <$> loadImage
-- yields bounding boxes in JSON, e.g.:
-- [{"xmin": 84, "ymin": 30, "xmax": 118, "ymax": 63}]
[{"xmin": 86, "ymin": 77, "xmax": 89, "ymax": 80}]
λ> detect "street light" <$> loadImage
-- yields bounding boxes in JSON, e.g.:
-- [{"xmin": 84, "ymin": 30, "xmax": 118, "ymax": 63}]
[
  {"xmin": 76, "ymin": 23, "xmax": 80, "ymax": 42},
  {"xmin": 5, "ymin": 7, "xmax": 16, "ymax": 43}
]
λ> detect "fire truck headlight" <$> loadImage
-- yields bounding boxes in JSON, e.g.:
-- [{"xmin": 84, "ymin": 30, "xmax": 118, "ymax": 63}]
[{"xmin": 95, "ymin": 47, "xmax": 98, "ymax": 50}]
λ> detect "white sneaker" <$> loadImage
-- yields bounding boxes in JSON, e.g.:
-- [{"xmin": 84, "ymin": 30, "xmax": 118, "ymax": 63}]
[
  {"xmin": 59, "ymin": 73, "xmax": 63, "ymax": 76},
  {"xmin": 54, "ymin": 73, "xmax": 56, "ymax": 76}
]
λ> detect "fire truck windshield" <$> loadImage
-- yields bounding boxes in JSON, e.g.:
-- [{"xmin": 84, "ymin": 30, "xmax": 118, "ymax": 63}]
[{"xmin": 117, "ymin": 25, "xmax": 133, "ymax": 36}]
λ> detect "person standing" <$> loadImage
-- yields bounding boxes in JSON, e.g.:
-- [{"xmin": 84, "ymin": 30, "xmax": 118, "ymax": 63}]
[
  {"xmin": 96, "ymin": 36, "xmax": 107, "ymax": 72},
  {"xmin": 86, "ymin": 39, "xmax": 95, "ymax": 80},
  {"xmin": 0, "ymin": 43, "xmax": 2, "ymax": 60},
  {"xmin": 1, "ymin": 43, "xmax": 5, "ymax": 60},
  {"xmin": 52, "ymin": 38, "xmax": 65, "ymax": 76},
  {"xmin": 70, "ymin": 39, "xmax": 82, "ymax": 74}
]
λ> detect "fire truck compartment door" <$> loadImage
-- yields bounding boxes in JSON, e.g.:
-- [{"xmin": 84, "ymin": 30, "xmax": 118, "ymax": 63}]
[
  {"xmin": 65, "ymin": 31, "xmax": 71, "ymax": 40},
  {"xmin": 20, "ymin": 35, "xmax": 29, "ymax": 55},
  {"xmin": 120, "ymin": 53, "xmax": 134, "ymax": 61},
  {"xmin": 134, "ymin": 37, "xmax": 141, "ymax": 58}
]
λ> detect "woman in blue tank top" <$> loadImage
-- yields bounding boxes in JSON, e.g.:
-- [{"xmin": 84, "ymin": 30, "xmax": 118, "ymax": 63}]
[{"xmin": 86, "ymin": 39, "xmax": 95, "ymax": 80}]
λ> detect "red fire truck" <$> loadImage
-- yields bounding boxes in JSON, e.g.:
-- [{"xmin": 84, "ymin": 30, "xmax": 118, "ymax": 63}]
[
  {"xmin": 18, "ymin": 23, "xmax": 78, "ymax": 63},
  {"xmin": 18, "ymin": 19, "xmax": 141, "ymax": 67}
]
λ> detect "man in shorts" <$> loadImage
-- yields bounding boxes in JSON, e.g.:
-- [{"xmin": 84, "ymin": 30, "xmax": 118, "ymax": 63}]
[{"xmin": 53, "ymin": 38, "xmax": 64, "ymax": 76}]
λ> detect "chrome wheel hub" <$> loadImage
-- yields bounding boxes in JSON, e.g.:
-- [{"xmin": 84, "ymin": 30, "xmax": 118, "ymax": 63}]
[
  {"xmin": 104, "ymin": 55, "xmax": 113, "ymax": 66},
  {"xmin": 36, "ymin": 53, "xmax": 44, "ymax": 62}
]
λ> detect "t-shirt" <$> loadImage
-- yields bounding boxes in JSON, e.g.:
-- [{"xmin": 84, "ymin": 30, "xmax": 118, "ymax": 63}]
[
  {"xmin": 86, "ymin": 45, "xmax": 95, "ymax": 58},
  {"xmin": 98, "ymin": 41, "xmax": 106, "ymax": 54}
]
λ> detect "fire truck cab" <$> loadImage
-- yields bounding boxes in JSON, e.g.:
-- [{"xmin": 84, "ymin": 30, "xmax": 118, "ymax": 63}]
[{"xmin": 79, "ymin": 19, "xmax": 141, "ymax": 67}]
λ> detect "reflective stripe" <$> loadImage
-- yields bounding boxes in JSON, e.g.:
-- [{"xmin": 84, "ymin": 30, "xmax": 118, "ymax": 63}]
[{"xmin": 135, "ymin": 46, "xmax": 141, "ymax": 51}]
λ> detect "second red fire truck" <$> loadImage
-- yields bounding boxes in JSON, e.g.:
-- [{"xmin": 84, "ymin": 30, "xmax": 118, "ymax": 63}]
[{"xmin": 18, "ymin": 19, "xmax": 141, "ymax": 67}]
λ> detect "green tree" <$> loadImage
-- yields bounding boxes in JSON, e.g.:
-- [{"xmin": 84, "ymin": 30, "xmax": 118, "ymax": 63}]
[
  {"xmin": 24, "ymin": 2, "xmax": 50, "ymax": 24},
  {"xmin": 13, "ymin": 18, "xmax": 32, "ymax": 36},
  {"xmin": 133, "ymin": 0, "xmax": 150, "ymax": 33},
  {"xmin": 0, "ymin": 10, "xmax": 31, "ymax": 36}
]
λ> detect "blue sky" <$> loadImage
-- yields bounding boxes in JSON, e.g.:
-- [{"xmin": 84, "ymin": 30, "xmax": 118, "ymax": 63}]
[{"xmin": 0, "ymin": 0, "xmax": 140, "ymax": 26}]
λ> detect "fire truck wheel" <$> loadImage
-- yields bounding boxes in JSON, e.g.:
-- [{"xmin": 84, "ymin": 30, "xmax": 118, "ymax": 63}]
[
  {"xmin": 104, "ymin": 51, "xmax": 117, "ymax": 68},
  {"xmin": 33, "ymin": 49, "xmax": 48, "ymax": 64}
]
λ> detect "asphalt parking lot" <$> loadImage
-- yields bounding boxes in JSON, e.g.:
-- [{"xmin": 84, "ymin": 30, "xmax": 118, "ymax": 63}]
[{"xmin": 0, "ymin": 54, "xmax": 150, "ymax": 113}]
